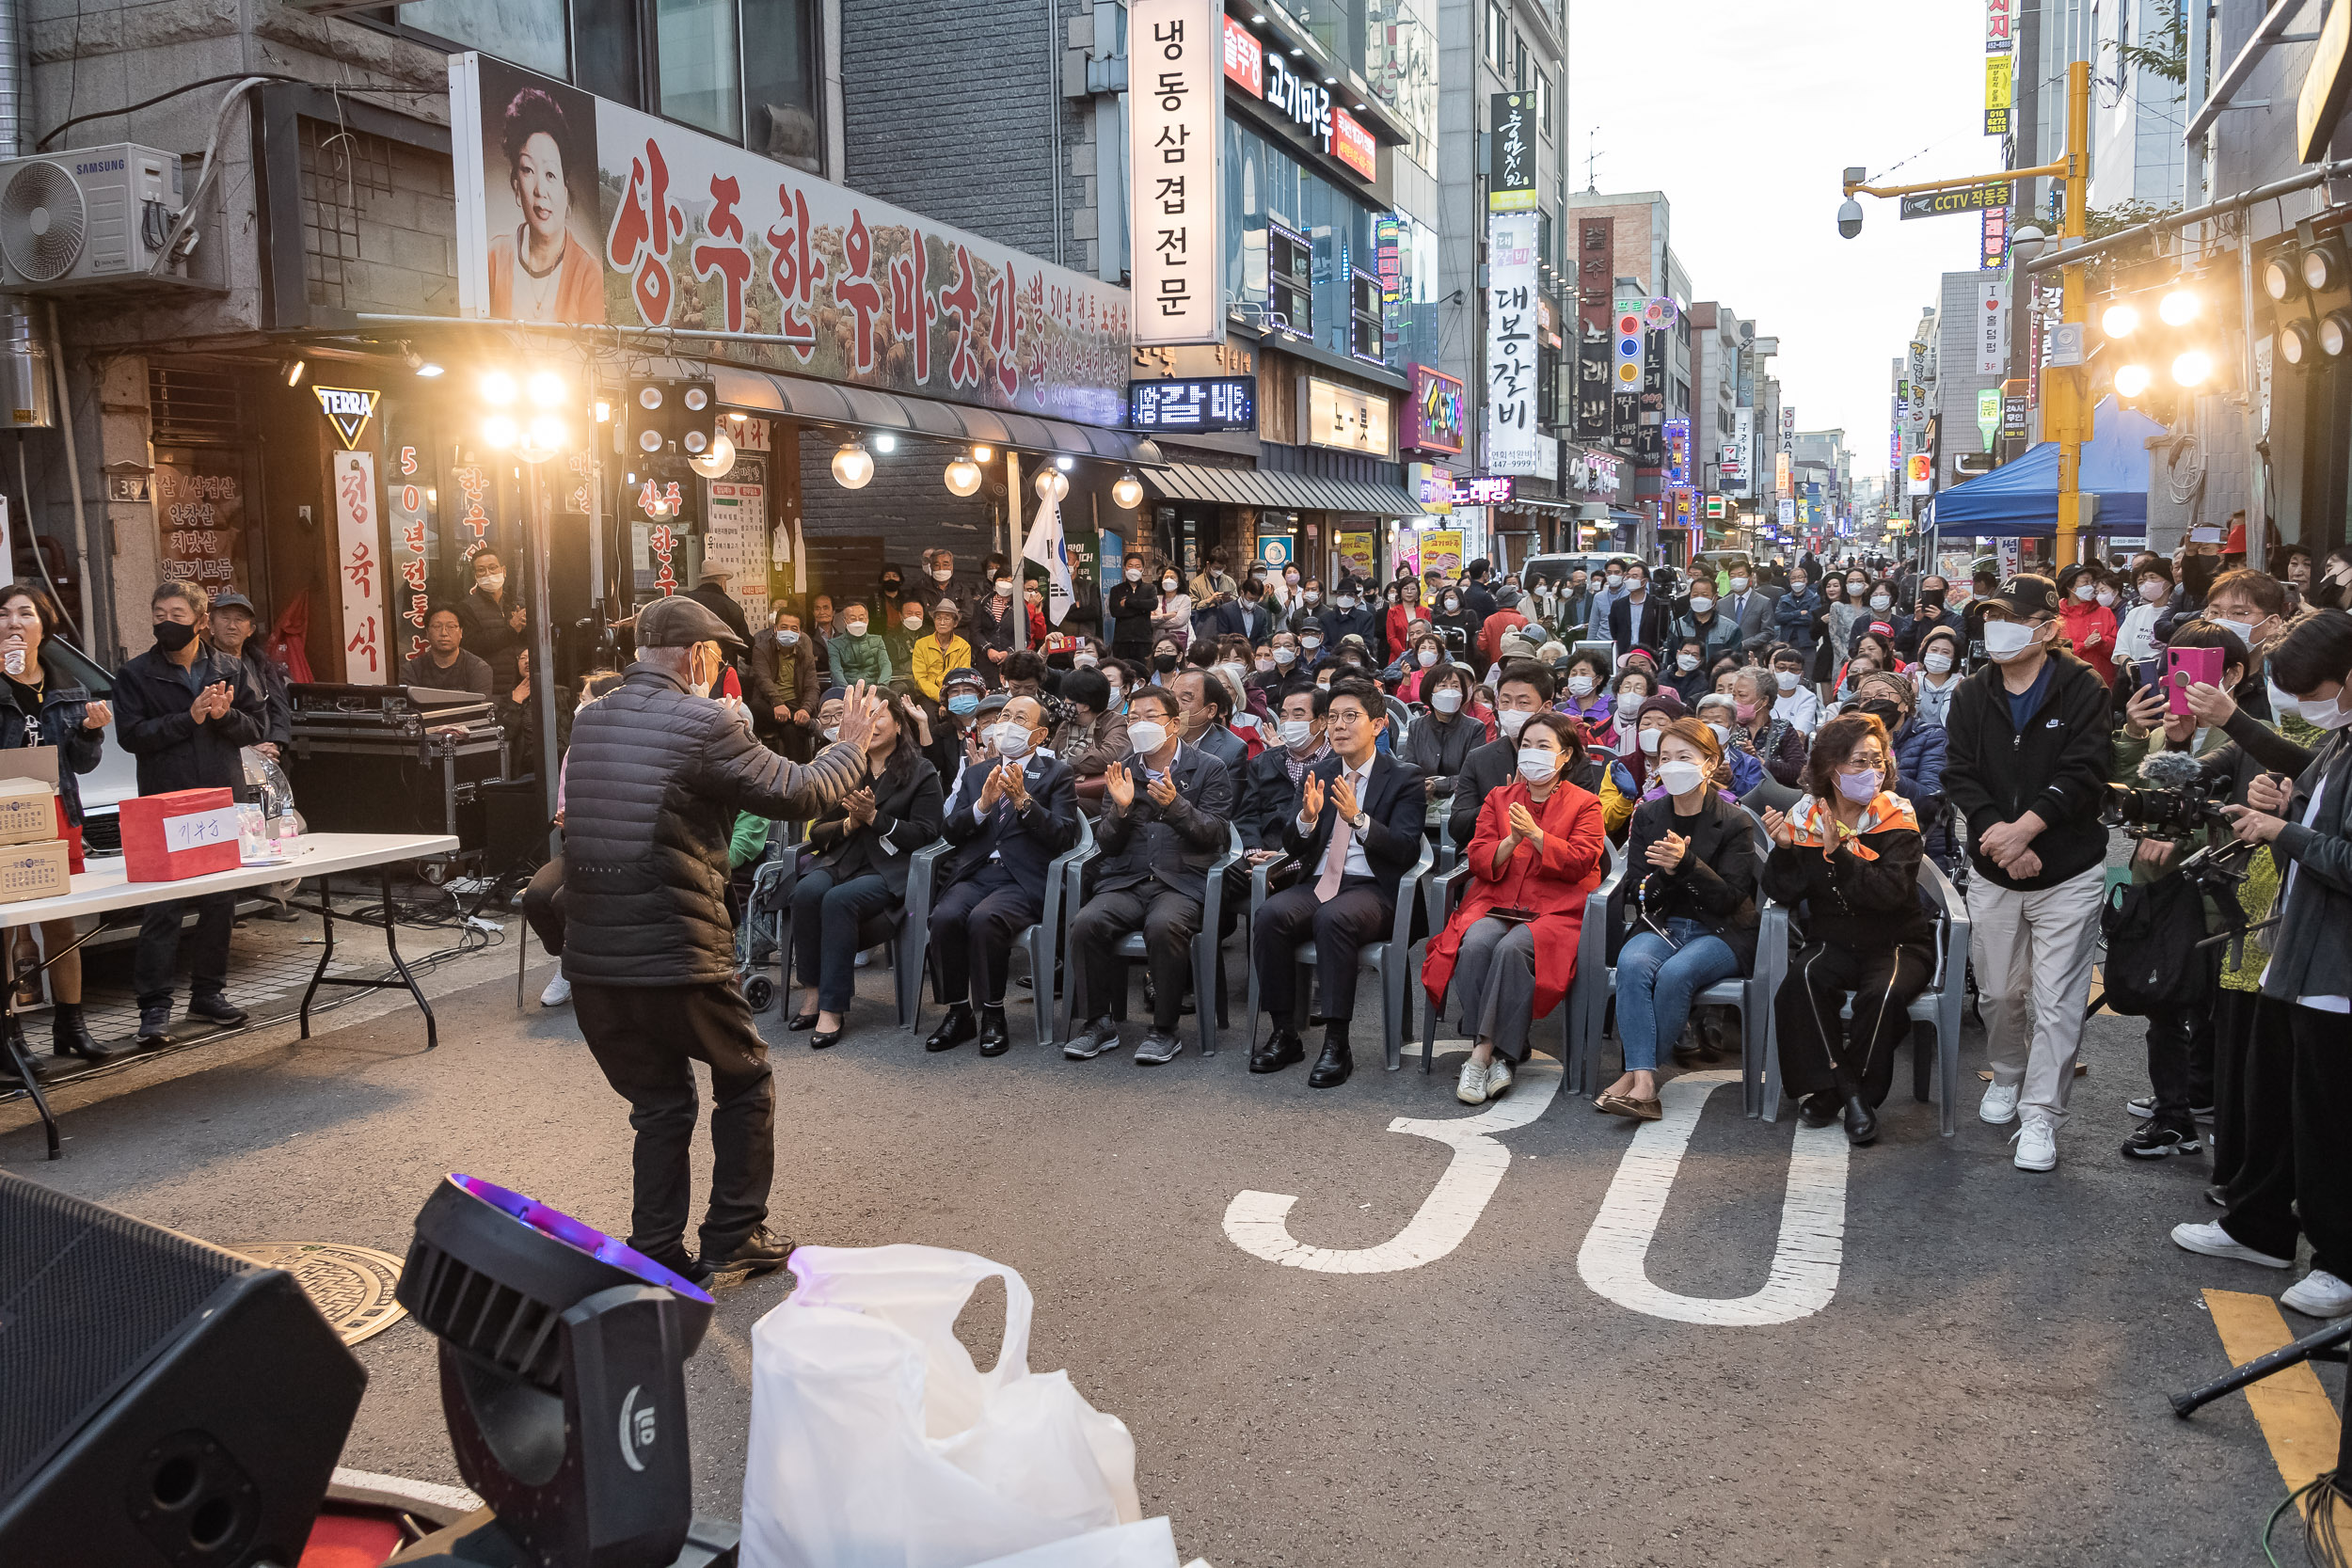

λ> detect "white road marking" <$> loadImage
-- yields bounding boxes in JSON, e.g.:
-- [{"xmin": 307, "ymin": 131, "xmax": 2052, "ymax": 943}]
[
  {"xmin": 1223, "ymin": 1051, "xmax": 1561, "ymax": 1274},
  {"xmin": 1575, "ymin": 1069, "xmax": 1850, "ymax": 1325}
]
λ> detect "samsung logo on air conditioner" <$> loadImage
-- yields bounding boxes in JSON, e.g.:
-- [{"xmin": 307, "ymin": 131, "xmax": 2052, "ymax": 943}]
[{"xmin": 72, "ymin": 158, "xmax": 124, "ymax": 175}]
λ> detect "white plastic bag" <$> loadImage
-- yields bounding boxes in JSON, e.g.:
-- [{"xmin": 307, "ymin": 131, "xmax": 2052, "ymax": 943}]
[{"xmin": 741, "ymin": 1245, "xmax": 1148, "ymax": 1568}]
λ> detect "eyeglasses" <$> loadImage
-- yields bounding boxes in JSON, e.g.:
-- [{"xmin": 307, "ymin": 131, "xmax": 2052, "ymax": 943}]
[{"xmin": 1840, "ymin": 753, "xmax": 1887, "ymax": 772}]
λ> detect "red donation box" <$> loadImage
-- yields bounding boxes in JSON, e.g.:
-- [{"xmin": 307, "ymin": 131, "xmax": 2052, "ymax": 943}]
[{"xmin": 120, "ymin": 788, "xmax": 242, "ymax": 882}]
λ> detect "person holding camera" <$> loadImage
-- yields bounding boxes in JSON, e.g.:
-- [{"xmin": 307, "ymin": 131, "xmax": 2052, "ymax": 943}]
[
  {"xmin": 2110, "ymin": 622, "xmax": 2312, "ymax": 1163},
  {"xmin": 2187, "ymin": 610, "xmax": 2352, "ymax": 1320},
  {"xmin": 1944, "ymin": 574, "xmax": 2116, "ymax": 1173}
]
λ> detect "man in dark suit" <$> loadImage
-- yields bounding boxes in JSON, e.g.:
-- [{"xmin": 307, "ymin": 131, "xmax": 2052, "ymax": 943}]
[
  {"xmin": 1169, "ymin": 667, "xmax": 1248, "ymax": 775},
  {"xmin": 1316, "ymin": 580, "xmax": 1383, "ymax": 664},
  {"xmin": 1719, "ymin": 564, "xmax": 1777, "ymax": 656},
  {"xmin": 1606, "ymin": 560, "xmax": 1673, "ymax": 658},
  {"xmin": 924, "ymin": 694, "xmax": 1080, "ymax": 1056},
  {"xmin": 1235, "ymin": 578, "xmax": 1278, "ymax": 645},
  {"xmin": 1459, "ymin": 559, "xmax": 1500, "ymax": 627},
  {"xmin": 1240, "ymin": 683, "xmax": 1328, "ymax": 852},
  {"xmin": 1249, "ymin": 676, "xmax": 1425, "ymax": 1087},
  {"xmin": 1065, "ymin": 687, "xmax": 1233, "ymax": 1066}
]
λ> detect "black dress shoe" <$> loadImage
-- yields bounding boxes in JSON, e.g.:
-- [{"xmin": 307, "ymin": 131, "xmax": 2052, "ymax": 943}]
[
  {"xmin": 1843, "ymin": 1094, "xmax": 1878, "ymax": 1146},
  {"xmin": 702, "ymin": 1224, "xmax": 793, "ymax": 1276},
  {"xmin": 809, "ymin": 1027, "xmax": 842, "ymax": 1050},
  {"xmin": 135, "ymin": 1006, "xmax": 177, "ymax": 1048},
  {"xmin": 187, "ymin": 993, "xmax": 247, "ymax": 1027},
  {"xmin": 1797, "ymin": 1092, "xmax": 1840, "ymax": 1129},
  {"xmin": 50, "ymin": 1004, "xmax": 120, "ymax": 1063},
  {"xmin": 925, "ymin": 1004, "xmax": 977, "ymax": 1053},
  {"xmin": 1250, "ymin": 1026, "xmax": 1305, "ymax": 1074},
  {"xmin": 975, "ymin": 1005, "xmax": 1010, "ymax": 1057},
  {"xmin": 1308, "ymin": 1037, "xmax": 1354, "ymax": 1089},
  {"xmin": 787, "ymin": 1012, "xmax": 819, "ymax": 1032}
]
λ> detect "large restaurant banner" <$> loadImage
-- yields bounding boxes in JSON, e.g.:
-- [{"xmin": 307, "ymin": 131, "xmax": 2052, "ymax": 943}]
[
  {"xmin": 451, "ymin": 54, "xmax": 1131, "ymax": 427},
  {"xmin": 1485, "ymin": 210, "xmax": 1543, "ymax": 476},
  {"xmin": 1130, "ymin": 0, "xmax": 1224, "ymax": 346},
  {"xmin": 332, "ymin": 450, "xmax": 389, "ymax": 685}
]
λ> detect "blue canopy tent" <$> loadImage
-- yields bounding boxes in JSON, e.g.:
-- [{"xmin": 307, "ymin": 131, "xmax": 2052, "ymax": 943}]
[{"xmin": 1929, "ymin": 397, "xmax": 2165, "ymax": 537}]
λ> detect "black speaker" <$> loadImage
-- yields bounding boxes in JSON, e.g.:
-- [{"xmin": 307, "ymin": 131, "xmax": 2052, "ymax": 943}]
[{"xmin": 0, "ymin": 1172, "xmax": 368, "ymax": 1567}]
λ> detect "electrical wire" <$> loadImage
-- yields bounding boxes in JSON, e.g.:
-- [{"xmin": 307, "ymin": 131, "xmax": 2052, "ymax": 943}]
[
  {"xmin": 33, "ymin": 71, "xmax": 438, "ymax": 150},
  {"xmin": 2262, "ymin": 1471, "xmax": 2351, "ymax": 1568}
]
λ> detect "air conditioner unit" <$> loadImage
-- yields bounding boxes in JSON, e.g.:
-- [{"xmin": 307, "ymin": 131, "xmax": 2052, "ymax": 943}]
[{"xmin": 0, "ymin": 145, "xmax": 188, "ymax": 292}]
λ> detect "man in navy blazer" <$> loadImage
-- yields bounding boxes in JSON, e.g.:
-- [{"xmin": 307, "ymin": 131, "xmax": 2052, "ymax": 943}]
[
  {"xmin": 925, "ymin": 694, "xmax": 1079, "ymax": 1056},
  {"xmin": 1249, "ymin": 675, "xmax": 1425, "ymax": 1087}
]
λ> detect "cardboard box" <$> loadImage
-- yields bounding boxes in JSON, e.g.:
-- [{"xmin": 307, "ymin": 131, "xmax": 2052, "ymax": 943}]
[
  {"xmin": 120, "ymin": 787, "xmax": 243, "ymax": 882},
  {"xmin": 0, "ymin": 837, "xmax": 70, "ymax": 903},
  {"xmin": 0, "ymin": 775, "xmax": 56, "ymax": 846}
]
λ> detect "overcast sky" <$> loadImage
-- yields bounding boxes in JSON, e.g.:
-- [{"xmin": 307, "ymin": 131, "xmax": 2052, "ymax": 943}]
[{"xmin": 1565, "ymin": 0, "xmax": 1990, "ymax": 477}]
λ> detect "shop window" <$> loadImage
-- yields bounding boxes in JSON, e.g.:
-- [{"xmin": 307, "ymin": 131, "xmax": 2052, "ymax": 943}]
[
  {"xmin": 1534, "ymin": 68, "xmax": 1552, "ymax": 138},
  {"xmin": 1349, "ymin": 269, "xmax": 1383, "ymax": 363},
  {"xmin": 398, "ymin": 0, "xmax": 569, "ymax": 78},
  {"xmin": 657, "ymin": 0, "xmax": 742, "ymax": 138},
  {"xmin": 742, "ymin": 0, "xmax": 823, "ymax": 171},
  {"xmin": 298, "ymin": 119, "xmax": 399, "ymax": 311},
  {"xmin": 1485, "ymin": 0, "xmax": 1509, "ymax": 71},
  {"xmin": 1268, "ymin": 222, "xmax": 1313, "ymax": 339}
]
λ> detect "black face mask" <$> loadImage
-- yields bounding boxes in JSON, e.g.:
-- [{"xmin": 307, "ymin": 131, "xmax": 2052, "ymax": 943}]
[
  {"xmin": 882, "ymin": 579, "xmax": 901, "ymax": 594},
  {"xmin": 1152, "ymin": 653, "xmax": 1179, "ymax": 673},
  {"xmin": 153, "ymin": 621, "xmax": 197, "ymax": 653}
]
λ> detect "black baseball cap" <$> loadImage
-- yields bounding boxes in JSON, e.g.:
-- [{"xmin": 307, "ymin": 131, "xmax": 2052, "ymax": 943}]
[
  {"xmin": 635, "ymin": 594, "xmax": 747, "ymax": 652},
  {"xmin": 1983, "ymin": 574, "xmax": 2061, "ymax": 621}
]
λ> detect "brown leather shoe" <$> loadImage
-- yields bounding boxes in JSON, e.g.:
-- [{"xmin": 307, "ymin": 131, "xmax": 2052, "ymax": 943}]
[{"xmin": 1596, "ymin": 1093, "xmax": 1662, "ymax": 1122}]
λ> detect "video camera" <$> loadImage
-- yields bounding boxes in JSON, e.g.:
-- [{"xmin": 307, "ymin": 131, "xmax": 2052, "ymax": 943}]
[{"xmin": 2104, "ymin": 750, "xmax": 2233, "ymax": 842}]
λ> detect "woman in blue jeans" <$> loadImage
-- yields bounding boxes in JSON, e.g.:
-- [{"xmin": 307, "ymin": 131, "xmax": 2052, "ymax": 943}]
[
  {"xmin": 1594, "ymin": 718, "xmax": 1760, "ymax": 1120},
  {"xmin": 789, "ymin": 690, "xmax": 944, "ymax": 1047}
]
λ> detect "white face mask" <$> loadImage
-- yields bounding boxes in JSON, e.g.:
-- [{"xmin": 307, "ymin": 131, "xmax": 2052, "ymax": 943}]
[
  {"xmin": 1127, "ymin": 719, "xmax": 1169, "ymax": 754},
  {"xmin": 822, "ymin": 724, "xmax": 841, "ymax": 743},
  {"xmin": 1304, "ymin": 591, "xmax": 1322, "ymax": 606},
  {"xmin": 1432, "ymin": 686, "xmax": 1464, "ymax": 714},
  {"xmin": 994, "ymin": 578, "xmax": 1014, "ymax": 597},
  {"xmin": 1074, "ymin": 652, "xmax": 1099, "ymax": 668},
  {"xmin": 1274, "ymin": 646, "xmax": 1297, "ymax": 665},
  {"xmin": 903, "ymin": 614, "xmax": 925, "ymax": 631},
  {"xmin": 2073, "ymin": 583, "xmax": 2096, "ymax": 602},
  {"xmin": 1791, "ymin": 580, "xmax": 1809, "ymax": 594},
  {"xmin": 1638, "ymin": 728, "xmax": 1662, "ymax": 754},
  {"xmin": 1498, "ymin": 707, "xmax": 1533, "ymax": 738},
  {"xmin": 1286, "ymin": 572, "xmax": 1301, "ymax": 584},
  {"xmin": 1104, "ymin": 682, "xmax": 1124, "ymax": 705},
  {"xmin": 1656, "ymin": 759, "xmax": 1705, "ymax": 796},
  {"xmin": 777, "ymin": 629, "xmax": 800, "ymax": 646},
  {"xmin": 1729, "ymin": 577, "xmax": 1750, "ymax": 593},
  {"xmin": 1300, "ymin": 634, "xmax": 1323, "ymax": 650},
  {"xmin": 933, "ymin": 568, "xmax": 954, "ymax": 583},
  {"xmin": 1279, "ymin": 718, "xmax": 1315, "ymax": 749},
  {"xmin": 2209, "ymin": 615, "xmax": 2260, "ymax": 651},
  {"xmin": 1615, "ymin": 691, "xmax": 1644, "ymax": 716},
  {"xmin": 1870, "ymin": 594, "xmax": 1892, "ymax": 611},
  {"xmin": 1417, "ymin": 648, "xmax": 1438, "ymax": 668},
  {"xmin": 1255, "ymin": 657, "xmax": 1275, "ymax": 673},
  {"xmin": 1923, "ymin": 651, "xmax": 1954, "ymax": 674},
  {"xmin": 1163, "ymin": 578, "xmax": 1179, "ymax": 594},
  {"xmin": 1690, "ymin": 596, "xmax": 1714, "ymax": 614},
  {"xmin": 1336, "ymin": 594, "xmax": 1358, "ymax": 610},
  {"xmin": 2095, "ymin": 589, "xmax": 2119, "ymax": 608},
  {"xmin": 1517, "ymin": 747, "xmax": 1559, "ymax": 784},
  {"xmin": 993, "ymin": 722, "xmax": 1034, "ymax": 758},
  {"xmin": 2297, "ymin": 685, "xmax": 2352, "ymax": 730},
  {"xmin": 1677, "ymin": 654, "xmax": 1700, "ymax": 673},
  {"xmin": 1443, "ymin": 596, "xmax": 1459, "ymax": 611},
  {"xmin": 1566, "ymin": 675, "xmax": 1596, "ymax": 698},
  {"xmin": 1705, "ymin": 721, "xmax": 1730, "ymax": 746},
  {"xmin": 1125, "ymin": 567, "xmax": 1143, "ymax": 583},
  {"xmin": 1775, "ymin": 670, "xmax": 1800, "ymax": 691},
  {"xmin": 2140, "ymin": 579, "xmax": 2168, "ymax": 603},
  {"xmin": 1981, "ymin": 619, "xmax": 2038, "ymax": 661},
  {"xmin": 845, "ymin": 618, "xmax": 867, "ymax": 636},
  {"xmin": 1606, "ymin": 573, "xmax": 1624, "ymax": 589},
  {"xmin": 477, "ymin": 572, "xmax": 506, "ymax": 594}
]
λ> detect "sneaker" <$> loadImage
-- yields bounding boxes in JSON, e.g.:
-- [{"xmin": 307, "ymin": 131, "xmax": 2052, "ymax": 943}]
[
  {"xmin": 1062, "ymin": 1017, "xmax": 1122, "ymax": 1060},
  {"xmin": 703, "ymin": 1225, "xmax": 793, "ymax": 1276},
  {"xmin": 540, "ymin": 973, "xmax": 573, "ymax": 1007},
  {"xmin": 2126, "ymin": 1095, "xmax": 2216, "ymax": 1121},
  {"xmin": 2280, "ymin": 1269, "xmax": 2352, "ymax": 1319},
  {"xmin": 1455, "ymin": 1058, "xmax": 1489, "ymax": 1105},
  {"xmin": 1485, "ymin": 1055, "xmax": 1515, "ymax": 1098},
  {"xmin": 2010, "ymin": 1117, "xmax": 2058, "ymax": 1172},
  {"xmin": 2121, "ymin": 1123, "xmax": 2201, "ymax": 1160},
  {"xmin": 853, "ymin": 950, "xmax": 871, "ymax": 969},
  {"xmin": 1979, "ymin": 1080, "xmax": 2021, "ymax": 1126},
  {"xmin": 1133, "ymin": 1029, "xmax": 1184, "ymax": 1066},
  {"xmin": 2169, "ymin": 1220, "xmax": 2293, "ymax": 1269}
]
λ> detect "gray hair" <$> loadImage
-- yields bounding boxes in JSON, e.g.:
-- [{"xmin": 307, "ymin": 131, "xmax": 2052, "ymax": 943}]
[
  {"xmin": 1731, "ymin": 665, "xmax": 1775, "ymax": 705},
  {"xmin": 153, "ymin": 578, "xmax": 208, "ymax": 617},
  {"xmin": 1695, "ymin": 691, "xmax": 1738, "ymax": 720}
]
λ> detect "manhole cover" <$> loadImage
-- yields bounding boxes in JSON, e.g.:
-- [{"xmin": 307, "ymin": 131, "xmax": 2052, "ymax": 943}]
[{"xmin": 229, "ymin": 1242, "xmax": 408, "ymax": 1345}]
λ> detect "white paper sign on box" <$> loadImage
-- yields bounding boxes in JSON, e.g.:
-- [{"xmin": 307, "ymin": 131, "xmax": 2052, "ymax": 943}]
[{"xmin": 163, "ymin": 806, "xmax": 244, "ymax": 855}]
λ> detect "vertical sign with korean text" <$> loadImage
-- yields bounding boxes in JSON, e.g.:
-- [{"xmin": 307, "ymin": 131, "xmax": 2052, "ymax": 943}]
[
  {"xmin": 1488, "ymin": 92, "xmax": 1535, "ymax": 212},
  {"xmin": 705, "ymin": 466, "xmax": 771, "ymax": 625},
  {"xmin": 153, "ymin": 450, "xmax": 248, "ymax": 599},
  {"xmin": 1977, "ymin": 278, "xmax": 2007, "ymax": 373},
  {"xmin": 391, "ymin": 446, "xmax": 433, "ymax": 662},
  {"xmin": 1486, "ymin": 210, "xmax": 1542, "ymax": 474},
  {"xmin": 1663, "ymin": 419, "xmax": 1692, "ymax": 485},
  {"xmin": 332, "ymin": 450, "xmax": 388, "ymax": 685},
  {"xmin": 1131, "ymin": 0, "xmax": 1223, "ymax": 345}
]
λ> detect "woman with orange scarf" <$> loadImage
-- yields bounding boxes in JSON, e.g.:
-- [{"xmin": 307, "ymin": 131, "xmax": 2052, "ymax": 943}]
[
  {"xmin": 1422, "ymin": 712, "xmax": 1607, "ymax": 1105},
  {"xmin": 1760, "ymin": 711, "xmax": 1936, "ymax": 1146}
]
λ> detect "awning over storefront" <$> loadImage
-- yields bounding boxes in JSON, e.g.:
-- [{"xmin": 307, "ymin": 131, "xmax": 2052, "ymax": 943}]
[
  {"xmin": 1143, "ymin": 461, "xmax": 1424, "ymax": 516},
  {"xmin": 1931, "ymin": 396, "xmax": 2160, "ymax": 537},
  {"xmin": 709, "ymin": 364, "xmax": 1162, "ymax": 464}
]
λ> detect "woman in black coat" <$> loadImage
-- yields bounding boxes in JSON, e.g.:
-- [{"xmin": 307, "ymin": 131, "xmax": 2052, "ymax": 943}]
[
  {"xmin": 456, "ymin": 549, "xmax": 526, "ymax": 689},
  {"xmin": 1400, "ymin": 660, "xmax": 1491, "ymax": 816},
  {"xmin": 0, "ymin": 583, "xmax": 113, "ymax": 1064},
  {"xmin": 1760, "ymin": 712, "xmax": 1934, "ymax": 1146},
  {"xmin": 788, "ymin": 690, "xmax": 945, "ymax": 1046}
]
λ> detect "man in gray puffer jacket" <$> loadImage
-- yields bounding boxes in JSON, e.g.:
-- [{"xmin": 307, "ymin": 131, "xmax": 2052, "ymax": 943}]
[{"xmin": 564, "ymin": 594, "xmax": 882, "ymax": 1283}]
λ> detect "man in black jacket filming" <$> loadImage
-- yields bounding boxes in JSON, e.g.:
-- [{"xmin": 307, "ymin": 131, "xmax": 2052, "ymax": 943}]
[
  {"xmin": 1944, "ymin": 574, "xmax": 2115, "ymax": 1175},
  {"xmin": 115, "ymin": 579, "xmax": 268, "ymax": 1047},
  {"xmin": 563, "ymin": 594, "xmax": 882, "ymax": 1283}
]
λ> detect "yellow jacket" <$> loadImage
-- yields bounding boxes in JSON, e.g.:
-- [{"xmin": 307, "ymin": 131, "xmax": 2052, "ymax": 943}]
[
  {"xmin": 1598, "ymin": 762, "xmax": 1641, "ymax": 836},
  {"xmin": 911, "ymin": 633, "xmax": 972, "ymax": 701}
]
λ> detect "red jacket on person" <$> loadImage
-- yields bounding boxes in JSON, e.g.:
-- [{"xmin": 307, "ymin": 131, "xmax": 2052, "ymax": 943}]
[
  {"xmin": 1422, "ymin": 777, "xmax": 1606, "ymax": 1023},
  {"xmin": 2058, "ymin": 598, "xmax": 2117, "ymax": 684}
]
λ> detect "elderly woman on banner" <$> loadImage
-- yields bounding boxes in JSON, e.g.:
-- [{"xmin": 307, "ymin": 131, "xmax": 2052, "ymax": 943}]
[{"xmin": 1422, "ymin": 711, "xmax": 1607, "ymax": 1107}]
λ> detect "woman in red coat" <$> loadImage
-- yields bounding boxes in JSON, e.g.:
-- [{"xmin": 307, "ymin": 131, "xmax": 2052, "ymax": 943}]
[
  {"xmin": 1422, "ymin": 711, "xmax": 1608, "ymax": 1105},
  {"xmin": 1386, "ymin": 577, "xmax": 1427, "ymax": 663}
]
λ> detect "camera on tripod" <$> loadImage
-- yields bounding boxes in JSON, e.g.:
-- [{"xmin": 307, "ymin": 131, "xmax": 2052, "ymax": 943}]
[{"xmin": 2104, "ymin": 751, "xmax": 2233, "ymax": 842}]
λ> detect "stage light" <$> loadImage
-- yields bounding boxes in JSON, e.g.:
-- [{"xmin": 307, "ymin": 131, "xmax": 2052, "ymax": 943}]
[
  {"xmin": 2265, "ymin": 253, "xmax": 2298, "ymax": 301},
  {"xmin": 2305, "ymin": 247, "xmax": 2341, "ymax": 293},
  {"xmin": 2113, "ymin": 363, "xmax": 2153, "ymax": 399},
  {"xmin": 690, "ymin": 429, "xmax": 738, "ymax": 479},
  {"xmin": 832, "ymin": 440, "xmax": 874, "ymax": 489},
  {"xmin": 1056, "ymin": 454, "xmax": 1073, "ymax": 471},
  {"xmin": 2157, "ymin": 287, "xmax": 2201, "ymax": 327},
  {"xmin": 2100, "ymin": 303, "xmax": 2140, "ymax": 340},
  {"xmin": 2281, "ymin": 320, "xmax": 2315, "ymax": 365},
  {"xmin": 482, "ymin": 371, "xmax": 518, "ymax": 406},
  {"xmin": 2169, "ymin": 349, "xmax": 2213, "ymax": 387},
  {"xmin": 397, "ymin": 1175, "xmax": 712, "ymax": 1568},
  {"xmin": 525, "ymin": 370, "xmax": 566, "ymax": 407},
  {"xmin": 483, "ymin": 414, "xmax": 518, "ymax": 450},
  {"xmin": 944, "ymin": 457, "xmax": 983, "ymax": 497},
  {"xmin": 593, "ymin": 399, "xmax": 612, "ymax": 422},
  {"xmin": 414, "ymin": 361, "xmax": 444, "ymax": 378},
  {"xmin": 2323, "ymin": 311, "xmax": 2352, "ymax": 358}
]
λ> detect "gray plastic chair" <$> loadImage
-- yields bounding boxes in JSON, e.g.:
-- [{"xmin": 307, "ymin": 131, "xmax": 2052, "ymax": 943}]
[
  {"xmin": 1248, "ymin": 835, "xmax": 1435, "ymax": 1071},
  {"xmin": 905, "ymin": 814, "xmax": 1093, "ymax": 1050},
  {"xmin": 1754, "ymin": 852, "xmax": 1971, "ymax": 1136},
  {"xmin": 1054, "ymin": 823, "xmax": 1243, "ymax": 1059}
]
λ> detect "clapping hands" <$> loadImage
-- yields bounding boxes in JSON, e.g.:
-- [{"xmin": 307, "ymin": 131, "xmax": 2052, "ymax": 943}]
[
  {"xmin": 1760, "ymin": 806, "xmax": 1796, "ymax": 847},
  {"xmin": 1104, "ymin": 760, "xmax": 1136, "ymax": 811}
]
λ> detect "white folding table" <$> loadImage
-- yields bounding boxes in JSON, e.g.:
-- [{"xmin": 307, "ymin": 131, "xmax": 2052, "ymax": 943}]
[{"xmin": 0, "ymin": 832, "xmax": 459, "ymax": 1159}]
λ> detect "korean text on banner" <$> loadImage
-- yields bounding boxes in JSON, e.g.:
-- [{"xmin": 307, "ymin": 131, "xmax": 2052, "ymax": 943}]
[
  {"xmin": 1129, "ymin": 0, "xmax": 1224, "ymax": 346},
  {"xmin": 1976, "ymin": 279, "xmax": 2007, "ymax": 374},
  {"xmin": 1485, "ymin": 211, "xmax": 1543, "ymax": 475},
  {"xmin": 332, "ymin": 450, "xmax": 388, "ymax": 686}
]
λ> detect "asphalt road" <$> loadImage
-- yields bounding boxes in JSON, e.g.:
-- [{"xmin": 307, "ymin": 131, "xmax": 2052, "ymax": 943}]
[{"xmin": 4, "ymin": 945, "xmax": 2335, "ymax": 1568}]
